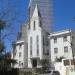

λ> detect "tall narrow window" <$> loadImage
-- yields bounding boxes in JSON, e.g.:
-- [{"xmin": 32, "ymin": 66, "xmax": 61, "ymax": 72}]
[
  {"xmin": 28, "ymin": 7, "xmax": 30, "ymax": 30},
  {"xmin": 43, "ymin": 36, "xmax": 45, "ymax": 45},
  {"xmin": 39, "ymin": 21, "xmax": 42, "ymax": 27},
  {"xmin": 33, "ymin": 21, "xmax": 35, "ymax": 30},
  {"xmin": 19, "ymin": 52, "xmax": 21, "ymax": 57},
  {"xmin": 46, "ymin": 41, "xmax": 49, "ymax": 46},
  {"xmin": 30, "ymin": 37, "xmax": 32, "ymax": 56},
  {"xmin": 37, "ymin": 36, "xmax": 39, "ymax": 56}
]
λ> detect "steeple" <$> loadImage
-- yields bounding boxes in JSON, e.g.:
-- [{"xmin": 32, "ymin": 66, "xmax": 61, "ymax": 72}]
[
  {"xmin": 32, "ymin": 4, "xmax": 41, "ymax": 18},
  {"xmin": 28, "ymin": 0, "xmax": 53, "ymax": 33},
  {"xmin": 28, "ymin": 0, "xmax": 31, "ymax": 8}
]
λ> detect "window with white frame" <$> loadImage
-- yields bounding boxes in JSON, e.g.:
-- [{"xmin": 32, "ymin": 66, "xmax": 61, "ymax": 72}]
[
  {"xmin": 33, "ymin": 21, "xmax": 36, "ymax": 30},
  {"xmin": 19, "ymin": 52, "xmax": 21, "ymax": 57},
  {"xmin": 54, "ymin": 38, "xmax": 57, "ymax": 43},
  {"xmin": 37, "ymin": 36, "xmax": 39, "ymax": 56},
  {"xmin": 30, "ymin": 37, "xmax": 32, "ymax": 56},
  {"xmin": 63, "ymin": 36, "xmax": 67, "ymax": 42},
  {"xmin": 64, "ymin": 46, "xmax": 68, "ymax": 53},
  {"xmin": 54, "ymin": 48, "xmax": 58, "ymax": 54}
]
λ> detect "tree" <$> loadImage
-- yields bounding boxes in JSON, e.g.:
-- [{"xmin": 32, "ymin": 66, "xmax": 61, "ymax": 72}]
[
  {"xmin": 0, "ymin": 0, "xmax": 27, "ymax": 52},
  {"xmin": 0, "ymin": 0, "xmax": 26, "ymax": 46},
  {"xmin": 4, "ymin": 52, "xmax": 17, "ymax": 70},
  {"xmin": 0, "ymin": 0, "xmax": 26, "ymax": 71},
  {"xmin": 41, "ymin": 59, "xmax": 49, "ymax": 73}
]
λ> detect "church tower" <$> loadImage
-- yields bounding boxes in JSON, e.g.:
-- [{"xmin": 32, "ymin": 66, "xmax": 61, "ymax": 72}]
[
  {"xmin": 29, "ymin": 0, "xmax": 53, "ymax": 33},
  {"xmin": 28, "ymin": 5, "xmax": 50, "ymax": 68},
  {"xmin": 11, "ymin": 0, "xmax": 52, "ymax": 69}
]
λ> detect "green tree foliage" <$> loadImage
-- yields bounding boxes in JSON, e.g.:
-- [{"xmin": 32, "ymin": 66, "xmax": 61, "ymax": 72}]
[
  {"xmin": 0, "ymin": 0, "xmax": 25, "ymax": 70},
  {"xmin": 0, "ymin": 42, "xmax": 4, "ymax": 52},
  {"xmin": 0, "ymin": 52, "xmax": 17, "ymax": 71},
  {"xmin": 41, "ymin": 59, "xmax": 49, "ymax": 73},
  {"xmin": 0, "ymin": 9, "xmax": 17, "ymax": 71},
  {"xmin": 0, "ymin": 20, "xmax": 6, "ymax": 30}
]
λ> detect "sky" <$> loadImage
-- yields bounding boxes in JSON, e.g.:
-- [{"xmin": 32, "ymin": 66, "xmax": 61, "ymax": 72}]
[
  {"xmin": 0, "ymin": 0, "xmax": 75, "ymax": 52},
  {"xmin": 53, "ymin": 0, "xmax": 75, "ymax": 31}
]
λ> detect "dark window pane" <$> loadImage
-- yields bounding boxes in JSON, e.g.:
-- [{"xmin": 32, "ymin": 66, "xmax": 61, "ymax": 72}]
[
  {"xmin": 30, "ymin": 37, "xmax": 32, "ymax": 56},
  {"xmin": 64, "ymin": 60, "xmax": 70, "ymax": 66},
  {"xmin": 54, "ymin": 38, "xmax": 57, "ymax": 43},
  {"xmin": 33, "ymin": 21, "xmax": 36, "ymax": 30},
  {"xmin": 64, "ymin": 46, "xmax": 68, "ymax": 53},
  {"xmin": 54, "ymin": 48, "xmax": 58, "ymax": 54},
  {"xmin": 63, "ymin": 36, "xmax": 67, "ymax": 42},
  {"xmin": 19, "ymin": 52, "xmax": 21, "ymax": 57},
  {"xmin": 37, "ymin": 36, "xmax": 39, "ymax": 56}
]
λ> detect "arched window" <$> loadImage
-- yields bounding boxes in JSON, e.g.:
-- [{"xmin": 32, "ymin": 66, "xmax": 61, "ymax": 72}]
[
  {"xmin": 30, "ymin": 37, "xmax": 32, "ymax": 56},
  {"xmin": 39, "ymin": 21, "xmax": 42, "ymax": 27},
  {"xmin": 37, "ymin": 36, "xmax": 39, "ymax": 56},
  {"xmin": 33, "ymin": 21, "xmax": 36, "ymax": 30}
]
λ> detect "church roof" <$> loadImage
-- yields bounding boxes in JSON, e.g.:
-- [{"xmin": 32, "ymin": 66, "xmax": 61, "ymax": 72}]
[{"xmin": 32, "ymin": 4, "xmax": 41, "ymax": 18}]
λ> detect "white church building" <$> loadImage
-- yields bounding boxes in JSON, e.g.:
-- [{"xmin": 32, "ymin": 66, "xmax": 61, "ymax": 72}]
[
  {"xmin": 11, "ymin": 1, "xmax": 75, "ymax": 74},
  {"xmin": 11, "ymin": 4, "xmax": 50, "ymax": 69},
  {"xmin": 49, "ymin": 30, "xmax": 75, "ymax": 69},
  {"xmin": 27, "ymin": 5, "xmax": 50, "ymax": 68}
]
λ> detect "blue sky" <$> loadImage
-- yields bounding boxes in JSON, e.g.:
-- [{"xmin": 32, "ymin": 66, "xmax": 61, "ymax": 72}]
[
  {"xmin": 53, "ymin": 0, "xmax": 75, "ymax": 31},
  {"xmin": 0, "ymin": 0, "xmax": 75, "ymax": 52}
]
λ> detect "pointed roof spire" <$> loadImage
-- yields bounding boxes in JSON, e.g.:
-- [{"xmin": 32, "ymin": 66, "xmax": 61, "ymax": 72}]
[
  {"xmin": 32, "ymin": 4, "xmax": 41, "ymax": 18},
  {"xmin": 28, "ymin": 0, "xmax": 31, "ymax": 8}
]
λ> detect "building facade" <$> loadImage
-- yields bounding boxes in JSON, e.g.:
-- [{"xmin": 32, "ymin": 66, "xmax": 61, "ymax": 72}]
[
  {"xmin": 11, "ymin": 4, "xmax": 50, "ymax": 69},
  {"xmin": 11, "ymin": 28, "xmax": 75, "ymax": 69},
  {"xmin": 11, "ymin": 0, "xmax": 52, "ymax": 69},
  {"xmin": 11, "ymin": 25, "xmax": 28, "ymax": 68},
  {"xmin": 50, "ymin": 30, "xmax": 75, "ymax": 64},
  {"xmin": 11, "ymin": 1, "xmax": 75, "ymax": 74},
  {"xmin": 29, "ymin": 0, "xmax": 53, "ymax": 33},
  {"xmin": 28, "ymin": 5, "xmax": 50, "ymax": 68}
]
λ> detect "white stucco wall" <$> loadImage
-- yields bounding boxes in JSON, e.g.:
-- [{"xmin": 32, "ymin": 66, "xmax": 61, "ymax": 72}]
[
  {"xmin": 55, "ymin": 59, "xmax": 75, "ymax": 75},
  {"xmin": 12, "ymin": 41, "xmax": 25, "ymax": 68},
  {"xmin": 54, "ymin": 62, "xmax": 65, "ymax": 75},
  {"xmin": 50, "ymin": 30, "xmax": 73, "ymax": 62}
]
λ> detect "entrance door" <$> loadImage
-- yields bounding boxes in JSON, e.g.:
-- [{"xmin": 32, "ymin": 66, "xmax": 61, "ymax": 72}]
[{"xmin": 32, "ymin": 59, "xmax": 37, "ymax": 68}]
